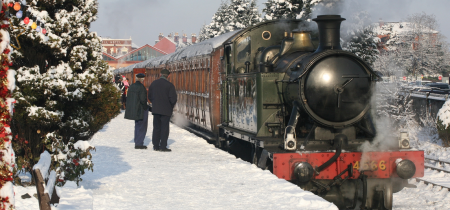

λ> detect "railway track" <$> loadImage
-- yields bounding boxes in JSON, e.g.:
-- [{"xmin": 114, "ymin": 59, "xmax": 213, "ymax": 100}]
[
  {"xmin": 424, "ymin": 157, "xmax": 450, "ymax": 173},
  {"xmin": 415, "ymin": 178, "xmax": 450, "ymax": 191},
  {"xmin": 415, "ymin": 157, "xmax": 450, "ymax": 191}
]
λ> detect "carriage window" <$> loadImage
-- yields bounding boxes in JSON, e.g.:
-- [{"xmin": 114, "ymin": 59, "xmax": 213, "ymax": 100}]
[
  {"xmin": 195, "ymin": 70, "xmax": 199, "ymax": 92},
  {"xmin": 190, "ymin": 70, "xmax": 194, "ymax": 92},
  {"xmin": 225, "ymin": 45, "xmax": 232, "ymax": 74},
  {"xmin": 206, "ymin": 69, "xmax": 210, "ymax": 93}
]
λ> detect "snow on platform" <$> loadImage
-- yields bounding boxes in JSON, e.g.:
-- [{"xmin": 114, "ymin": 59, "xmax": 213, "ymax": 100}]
[
  {"xmin": 14, "ymin": 111, "xmax": 336, "ymax": 210},
  {"xmin": 78, "ymin": 111, "xmax": 337, "ymax": 210}
]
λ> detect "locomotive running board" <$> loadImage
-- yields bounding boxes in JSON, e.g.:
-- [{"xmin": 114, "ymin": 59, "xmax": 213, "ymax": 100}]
[{"xmin": 221, "ymin": 127, "xmax": 264, "ymax": 148}]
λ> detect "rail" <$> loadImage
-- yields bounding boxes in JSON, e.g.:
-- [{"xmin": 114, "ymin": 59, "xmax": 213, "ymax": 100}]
[
  {"xmin": 415, "ymin": 178, "xmax": 450, "ymax": 191},
  {"xmin": 424, "ymin": 165, "xmax": 450, "ymax": 173},
  {"xmin": 33, "ymin": 169, "xmax": 51, "ymax": 210},
  {"xmin": 424, "ymin": 157, "xmax": 450, "ymax": 165},
  {"xmin": 418, "ymin": 157, "xmax": 450, "ymax": 191}
]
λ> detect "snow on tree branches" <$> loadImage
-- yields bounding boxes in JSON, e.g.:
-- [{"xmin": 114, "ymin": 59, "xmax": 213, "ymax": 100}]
[
  {"xmin": 342, "ymin": 11, "xmax": 379, "ymax": 66},
  {"xmin": 9, "ymin": 0, "xmax": 120, "ymax": 183},
  {"xmin": 199, "ymin": 0, "xmax": 261, "ymax": 41}
]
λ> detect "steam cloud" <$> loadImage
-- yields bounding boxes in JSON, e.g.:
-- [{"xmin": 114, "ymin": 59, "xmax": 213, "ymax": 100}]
[{"xmin": 171, "ymin": 112, "xmax": 190, "ymax": 128}]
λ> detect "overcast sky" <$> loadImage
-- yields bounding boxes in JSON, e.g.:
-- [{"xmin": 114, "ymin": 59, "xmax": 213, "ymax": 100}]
[{"xmin": 90, "ymin": 0, "xmax": 450, "ymax": 47}]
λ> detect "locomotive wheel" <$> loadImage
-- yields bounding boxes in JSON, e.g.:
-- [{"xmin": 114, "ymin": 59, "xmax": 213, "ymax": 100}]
[
  {"xmin": 252, "ymin": 147, "xmax": 262, "ymax": 166},
  {"xmin": 372, "ymin": 180, "xmax": 393, "ymax": 210},
  {"xmin": 215, "ymin": 133, "xmax": 222, "ymax": 148},
  {"xmin": 224, "ymin": 138, "xmax": 231, "ymax": 152},
  {"xmin": 215, "ymin": 129, "xmax": 227, "ymax": 150},
  {"xmin": 383, "ymin": 180, "xmax": 393, "ymax": 210}
]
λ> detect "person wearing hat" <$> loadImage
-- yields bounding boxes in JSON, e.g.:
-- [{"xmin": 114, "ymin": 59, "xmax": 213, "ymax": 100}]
[
  {"xmin": 125, "ymin": 73, "xmax": 149, "ymax": 149},
  {"xmin": 148, "ymin": 69, "xmax": 177, "ymax": 152}
]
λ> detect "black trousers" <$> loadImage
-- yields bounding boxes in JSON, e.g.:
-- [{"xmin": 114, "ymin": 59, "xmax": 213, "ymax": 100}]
[
  {"xmin": 134, "ymin": 107, "xmax": 149, "ymax": 146},
  {"xmin": 152, "ymin": 114, "xmax": 170, "ymax": 149}
]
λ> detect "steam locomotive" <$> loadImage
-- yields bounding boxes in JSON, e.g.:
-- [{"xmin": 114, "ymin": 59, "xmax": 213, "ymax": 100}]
[{"xmin": 115, "ymin": 15, "xmax": 424, "ymax": 209}]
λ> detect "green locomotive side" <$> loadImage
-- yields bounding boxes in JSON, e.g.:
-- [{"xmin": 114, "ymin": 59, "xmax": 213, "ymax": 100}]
[
  {"xmin": 255, "ymin": 72, "xmax": 285, "ymax": 137},
  {"xmin": 221, "ymin": 20, "xmax": 310, "ymax": 139}
]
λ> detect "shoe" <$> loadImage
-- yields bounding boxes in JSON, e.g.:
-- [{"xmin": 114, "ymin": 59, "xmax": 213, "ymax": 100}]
[
  {"xmin": 153, "ymin": 147, "xmax": 160, "ymax": 151},
  {"xmin": 135, "ymin": 146, "xmax": 147, "ymax": 149},
  {"xmin": 160, "ymin": 148, "xmax": 171, "ymax": 152}
]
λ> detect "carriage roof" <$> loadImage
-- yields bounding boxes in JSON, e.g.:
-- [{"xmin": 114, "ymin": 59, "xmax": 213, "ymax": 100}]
[{"xmin": 114, "ymin": 30, "xmax": 241, "ymax": 74}]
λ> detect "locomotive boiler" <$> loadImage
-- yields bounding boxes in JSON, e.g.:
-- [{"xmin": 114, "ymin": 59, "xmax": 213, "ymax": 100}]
[{"xmin": 115, "ymin": 15, "xmax": 424, "ymax": 210}]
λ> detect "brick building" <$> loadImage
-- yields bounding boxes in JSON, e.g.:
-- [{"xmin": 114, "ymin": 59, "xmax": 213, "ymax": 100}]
[
  {"xmin": 102, "ymin": 32, "xmax": 197, "ymax": 69},
  {"xmin": 101, "ymin": 37, "xmax": 167, "ymax": 69},
  {"xmin": 154, "ymin": 32, "xmax": 197, "ymax": 54}
]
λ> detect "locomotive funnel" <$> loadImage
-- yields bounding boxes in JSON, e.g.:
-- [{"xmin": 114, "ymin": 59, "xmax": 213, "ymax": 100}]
[{"xmin": 313, "ymin": 15, "xmax": 345, "ymax": 52}]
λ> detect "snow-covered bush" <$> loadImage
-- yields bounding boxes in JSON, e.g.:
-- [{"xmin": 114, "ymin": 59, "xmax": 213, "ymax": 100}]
[
  {"xmin": 373, "ymin": 83, "xmax": 415, "ymax": 129},
  {"xmin": 9, "ymin": 0, "xmax": 120, "ymax": 176},
  {"xmin": 45, "ymin": 133, "xmax": 95, "ymax": 186},
  {"xmin": 436, "ymin": 100, "xmax": 450, "ymax": 147}
]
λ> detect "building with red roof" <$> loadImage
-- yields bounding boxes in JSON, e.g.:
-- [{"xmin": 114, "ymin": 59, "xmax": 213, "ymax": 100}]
[
  {"xmin": 102, "ymin": 44, "xmax": 167, "ymax": 69},
  {"xmin": 102, "ymin": 33, "xmax": 197, "ymax": 69},
  {"xmin": 153, "ymin": 33, "xmax": 197, "ymax": 54}
]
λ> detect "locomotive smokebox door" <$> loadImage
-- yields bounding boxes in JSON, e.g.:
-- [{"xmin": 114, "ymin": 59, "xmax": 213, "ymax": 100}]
[
  {"xmin": 294, "ymin": 16, "xmax": 379, "ymax": 128},
  {"xmin": 301, "ymin": 55, "xmax": 373, "ymax": 127}
]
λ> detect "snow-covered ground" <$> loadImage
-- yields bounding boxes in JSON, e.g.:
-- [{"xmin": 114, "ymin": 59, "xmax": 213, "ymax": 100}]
[
  {"xmin": 13, "ymin": 111, "xmax": 450, "ymax": 210},
  {"xmin": 15, "ymin": 111, "xmax": 337, "ymax": 210}
]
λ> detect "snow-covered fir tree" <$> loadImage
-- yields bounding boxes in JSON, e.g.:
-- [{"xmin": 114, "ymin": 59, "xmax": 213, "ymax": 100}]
[
  {"xmin": 263, "ymin": 0, "xmax": 303, "ymax": 21},
  {"xmin": 242, "ymin": 0, "xmax": 262, "ymax": 28},
  {"xmin": 343, "ymin": 27, "xmax": 379, "ymax": 66},
  {"xmin": 208, "ymin": 1, "xmax": 231, "ymax": 39},
  {"xmin": 342, "ymin": 11, "xmax": 379, "ymax": 66},
  {"xmin": 228, "ymin": 0, "xmax": 249, "ymax": 31},
  {"xmin": 228, "ymin": 0, "xmax": 261, "ymax": 31},
  {"xmin": 10, "ymin": 0, "xmax": 120, "ymax": 173},
  {"xmin": 198, "ymin": 23, "xmax": 211, "ymax": 42},
  {"xmin": 200, "ymin": 0, "xmax": 261, "ymax": 41}
]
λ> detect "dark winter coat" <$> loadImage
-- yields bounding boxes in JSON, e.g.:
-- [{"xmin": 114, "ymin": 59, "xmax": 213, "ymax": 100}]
[
  {"xmin": 148, "ymin": 78, "xmax": 177, "ymax": 116},
  {"xmin": 124, "ymin": 81, "xmax": 148, "ymax": 120}
]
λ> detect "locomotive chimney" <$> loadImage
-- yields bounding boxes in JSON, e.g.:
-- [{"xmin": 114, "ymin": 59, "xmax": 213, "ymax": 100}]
[{"xmin": 313, "ymin": 15, "xmax": 346, "ymax": 52}]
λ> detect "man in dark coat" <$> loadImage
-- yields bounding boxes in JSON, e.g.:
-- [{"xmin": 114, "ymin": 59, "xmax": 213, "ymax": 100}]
[
  {"xmin": 148, "ymin": 69, "xmax": 177, "ymax": 152},
  {"xmin": 125, "ymin": 73, "xmax": 149, "ymax": 149}
]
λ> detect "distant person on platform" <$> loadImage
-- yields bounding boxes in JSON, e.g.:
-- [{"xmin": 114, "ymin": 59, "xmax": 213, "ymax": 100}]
[
  {"xmin": 148, "ymin": 69, "xmax": 177, "ymax": 152},
  {"xmin": 121, "ymin": 76, "xmax": 129, "ymax": 110},
  {"xmin": 125, "ymin": 73, "xmax": 149, "ymax": 149}
]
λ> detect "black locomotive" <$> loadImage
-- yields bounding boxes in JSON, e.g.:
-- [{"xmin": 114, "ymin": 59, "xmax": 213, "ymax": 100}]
[{"xmin": 116, "ymin": 15, "xmax": 424, "ymax": 210}]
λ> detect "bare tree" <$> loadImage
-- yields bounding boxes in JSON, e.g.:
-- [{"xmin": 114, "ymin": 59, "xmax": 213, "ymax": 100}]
[{"xmin": 399, "ymin": 12, "xmax": 449, "ymax": 76}]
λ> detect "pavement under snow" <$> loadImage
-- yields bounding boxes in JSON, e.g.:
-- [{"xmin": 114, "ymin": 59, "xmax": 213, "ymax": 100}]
[
  {"xmin": 15, "ymin": 111, "xmax": 337, "ymax": 210},
  {"xmin": 14, "ymin": 111, "xmax": 450, "ymax": 209}
]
